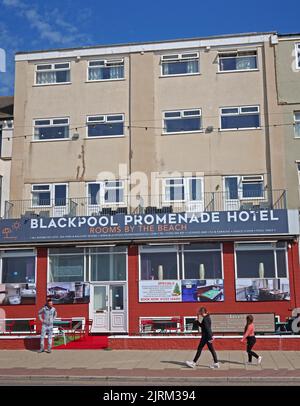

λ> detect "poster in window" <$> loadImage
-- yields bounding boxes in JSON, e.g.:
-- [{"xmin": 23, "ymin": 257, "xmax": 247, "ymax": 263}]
[
  {"xmin": 235, "ymin": 278, "xmax": 290, "ymax": 301},
  {"xmin": 0, "ymin": 283, "xmax": 36, "ymax": 305},
  {"xmin": 47, "ymin": 282, "xmax": 90, "ymax": 304},
  {"xmin": 139, "ymin": 280, "xmax": 182, "ymax": 302},
  {"xmin": 181, "ymin": 279, "xmax": 224, "ymax": 302}
]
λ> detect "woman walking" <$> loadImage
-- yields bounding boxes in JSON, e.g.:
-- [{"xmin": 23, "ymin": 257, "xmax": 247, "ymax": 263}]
[
  {"xmin": 185, "ymin": 307, "xmax": 220, "ymax": 369},
  {"xmin": 241, "ymin": 315, "xmax": 262, "ymax": 365}
]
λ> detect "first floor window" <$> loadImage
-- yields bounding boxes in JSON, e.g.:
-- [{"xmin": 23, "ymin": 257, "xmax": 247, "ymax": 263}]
[
  {"xmin": 295, "ymin": 43, "xmax": 300, "ymax": 70},
  {"xmin": 87, "ymin": 114, "xmax": 124, "ymax": 137},
  {"xmin": 1, "ymin": 250, "xmax": 36, "ymax": 283},
  {"xmin": 90, "ymin": 247, "xmax": 127, "ymax": 281},
  {"xmin": 220, "ymin": 106, "xmax": 260, "ymax": 130},
  {"xmin": 163, "ymin": 109, "xmax": 202, "ymax": 133},
  {"xmin": 161, "ymin": 52, "xmax": 199, "ymax": 76},
  {"xmin": 49, "ymin": 248, "xmax": 85, "ymax": 282},
  {"xmin": 87, "ymin": 180, "xmax": 124, "ymax": 205},
  {"xmin": 31, "ymin": 184, "xmax": 67, "ymax": 207},
  {"xmin": 164, "ymin": 177, "xmax": 203, "ymax": 203},
  {"xmin": 224, "ymin": 175, "xmax": 264, "ymax": 200},
  {"xmin": 34, "ymin": 118, "xmax": 69, "ymax": 140},
  {"xmin": 36, "ymin": 62, "xmax": 70, "ymax": 84}
]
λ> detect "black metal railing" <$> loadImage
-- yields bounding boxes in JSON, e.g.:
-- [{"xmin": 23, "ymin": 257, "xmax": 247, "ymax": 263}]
[{"xmin": 4, "ymin": 189, "xmax": 287, "ymax": 219}]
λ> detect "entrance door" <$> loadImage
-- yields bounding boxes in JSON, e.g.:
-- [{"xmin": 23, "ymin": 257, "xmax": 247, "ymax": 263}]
[
  {"xmin": 90, "ymin": 285, "xmax": 109, "ymax": 333},
  {"xmin": 90, "ymin": 284, "xmax": 127, "ymax": 333}
]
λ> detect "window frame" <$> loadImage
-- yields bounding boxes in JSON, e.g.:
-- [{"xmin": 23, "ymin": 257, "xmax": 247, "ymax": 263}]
[
  {"xmin": 35, "ymin": 62, "xmax": 71, "ymax": 86},
  {"xmin": 33, "ymin": 117, "xmax": 70, "ymax": 141},
  {"xmin": 295, "ymin": 43, "xmax": 300, "ymax": 70},
  {"xmin": 234, "ymin": 242, "xmax": 288, "ymax": 280},
  {"xmin": 139, "ymin": 245, "xmax": 180, "ymax": 281},
  {"xmin": 31, "ymin": 183, "xmax": 68, "ymax": 208},
  {"xmin": 219, "ymin": 105, "xmax": 260, "ymax": 131},
  {"xmin": 160, "ymin": 52, "xmax": 200, "ymax": 77},
  {"xmin": 87, "ymin": 58, "xmax": 125, "ymax": 82},
  {"xmin": 0, "ymin": 249, "xmax": 37, "ymax": 285},
  {"xmin": 163, "ymin": 177, "xmax": 204, "ymax": 204},
  {"xmin": 162, "ymin": 108, "xmax": 202, "ymax": 135},
  {"xmin": 47, "ymin": 248, "xmax": 87, "ymax": 283},
  {"xmin": 86, "ymin": 180, "xmax": 125, "ymax": 206},
  {"xmin": 223, "ymin": 175, "xmax": 264, "ymax": 201},
  {"xmin": 294, "ymin": 111, "xmax": 300, "ymax": 138},
  {"xmin": 86, "ymin": 114, "xmax": 125, "ymax": 138},
  {"xmin": 218, "ymin": 49, "xmax": 258, "ymax": 73}
]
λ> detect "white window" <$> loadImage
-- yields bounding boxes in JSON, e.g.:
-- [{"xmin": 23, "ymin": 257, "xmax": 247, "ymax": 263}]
[
  {"xmin": 87, "ymin": 114, "xmax": 124, "ymax": 137},
  {"xmin": 31, "ymin": 184, "xmax": 67, "ymax": 207},
  {"xmin": 88, "ymin": 59, "xmax": 124, "ymax": 81},
  {"xmin": 35, "ymin": 62, "xmax": 70, "ymax": 85},
  {"xmin": 224, "ymin": 175, "xmax": 264, "ymax": 200},
  {"xmin": 163, "ymin": 109, "xmax": 202, "ymax": 134},
  {"xmin": 0, "ymin": 250, "xmax": 36, "ymax": 284},
  {"xmin": 295, "ymin": 43, "xmax": 300, "ymax": 70},
  {"xmin": 164, "ymin": 177, "xmax": 203, "ymax": 203},
  {"xmin": 297, "ymin": 163, "xmax": 300, "ymax": 185},
  {"xmin": 220, "ymin": 106, "xmax": 260, "ymax": 130},
  {"xmin": 161, "ymin": 52, "xmax": 199, "ymax": 76},
  {"xmin": 34, "ymin": 118, "xmax": 69, "ymax": 140},
  {"xmin": 218, "ymin": 50, "xmax": 257, "ymax": 72},
  {"xmin": 87, "ymin": 180, "xmax": 125, "ymax": 206},
  {"xmin": 294, "ymin": 112, "xmax": 300, "ymax": 138}
]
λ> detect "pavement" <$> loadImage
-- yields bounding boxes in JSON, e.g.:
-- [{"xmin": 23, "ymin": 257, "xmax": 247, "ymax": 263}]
[{"xmin": 1, "ymin": 349, "xmax": 300, "ymax": 385}]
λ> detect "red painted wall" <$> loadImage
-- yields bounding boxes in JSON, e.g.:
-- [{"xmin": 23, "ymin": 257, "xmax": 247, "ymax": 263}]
[{"xmin": 127, "ymin": 242, "xmax": 300, "ymax": 335}]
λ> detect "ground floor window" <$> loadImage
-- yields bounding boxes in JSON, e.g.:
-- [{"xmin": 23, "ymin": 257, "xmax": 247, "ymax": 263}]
[
  {"xmin": 235, "ymin": 242, "xmax": 290, "ymax": 301},
  {"xmin": 90, "ymin": 246, "xmax": 127, "ymax": 281},
  {"xmin": 48, "ymin": 248, "xmax": 85, "ymax": 282}
]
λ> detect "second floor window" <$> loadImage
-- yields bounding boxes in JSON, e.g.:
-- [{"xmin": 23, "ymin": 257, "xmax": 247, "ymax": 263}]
[
  {"xmin": 161, "ymin": 53, "xmax": 199, "ymax": 76},
  {"xmin": 164, "ymin": 178, "xmax": 203, "ymax": 202},
  {"xmin": 220, "ymin": 106, "xmax": 260, "ymax": 130},
  {"xmin": 224, "ymin": 176, "xmax": 264, "ymax": 200},
  {"xmin": 163, "ymin": 109, "xmax": 202, "ymax": 134},
  {"xmin": 296, "ymin": 43, "xmax": 300, "ymax": 69},
  {"xmin": 294, "ymin": 112, "xmax": 300, "ymax": 138},
  {"xmin": 87, "ymin": 180, "xmax": 125, "ymax": 205},
  {"xmin": 218, "ymin": 50, "xmax": 257, "ymax": 72},
  {"xmin": 88, "ymin": 59, "xmax": 124, "ymax": 81},
  {"xmin": 87, "ymin": 114, "xmax": 124, "ymax": 137},
  {"xmin": 36, "ymin": 62, "xmax": 70, "ymax": 84},
  {"xmin": 34, "ymin": 118, "xmax": 69, "ymax": 140}
]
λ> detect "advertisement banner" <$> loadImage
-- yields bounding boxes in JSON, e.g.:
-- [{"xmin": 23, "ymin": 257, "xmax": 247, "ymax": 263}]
[
  {"xmin": 139, "ymin": 280, "xmax": 182, "ymax": 302},
  {"xmin": 235, "ymin": 278, "xmax": 290, "ymax": 301},
  {"xmin": 181, "ymin": 279, "xmax": 224, "ymax": 302},
  {"xmin": 47, "ymin": 282, "xmax": 90, "ymax": 304},
  {"xmin": 0, "ymin": 283, "xmax": 36, "ymax": 305},
  {"xmin": 0, "ymin": 209, "xmax": 295, "ymax": 244}
]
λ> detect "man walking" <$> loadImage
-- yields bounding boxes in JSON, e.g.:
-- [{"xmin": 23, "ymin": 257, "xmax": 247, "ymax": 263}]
[{"xmin": 38, "ymin": 298, "xmax": 57, "ymax": 353}]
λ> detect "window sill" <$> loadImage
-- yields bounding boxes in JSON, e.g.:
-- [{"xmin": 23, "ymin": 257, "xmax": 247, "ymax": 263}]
[
  {"xmin": 31, "ymin": 138, "xmax": 72, "ymax": 143},
  {"xmin": 162, "ymin": 130, "xmax": 204, "ymax": 136},
  {"xmin": 219, "ymin": 127, "xmax": 261, "ymax": 132},
  {"xmin": 85, "ymin": 78, "xmax": 126, "ymax": 83},
  {"xmin": 217, "ymin": 69, "xmax": 259, "ymax": 74},
  {"xmin": 33, "ymin": 82, "xmax": 72, "ymax": 87},
  {"xmin": 159, "ymin": 73, "xmax": 201, "ymax": 78},
  {"xmin": 84, "ymin": 135, "xmax": 125, "ymax": 139}
]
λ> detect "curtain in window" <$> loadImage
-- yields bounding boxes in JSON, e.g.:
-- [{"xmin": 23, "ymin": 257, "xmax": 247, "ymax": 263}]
[
  {"xmin": 110, "ymin": 66, "xmax": 123, "ymax": 79},
  {"xmin": 36, "ymin": 71, "xmax": 56, "ymax": 84},
  {"xmin": 162, "ymin": 63, "xmax": 169, "ymax": 75},
  {"xmin": 187, "ymin": 60, "xmax": 198, "ymax": 73},
  {"xmin": 236, "ymin": 56, "xmax": 256, "ymax": 70},
  {"xmin": 89, "ymin": 68, "xmax": 102, "ymax": 81}
]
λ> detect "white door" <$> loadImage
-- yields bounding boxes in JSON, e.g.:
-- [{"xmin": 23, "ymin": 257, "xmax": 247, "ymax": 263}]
[
  {"xmin": 110, "ymin": 285, "xmax": 126, "ymax": 333},
  {"xmin": 90, "ymin": 285, "xmax": 109, "ymax": 333},
  {"xmin": 90, "ymin": 284, "xmax": 127, "ymax": 333}
]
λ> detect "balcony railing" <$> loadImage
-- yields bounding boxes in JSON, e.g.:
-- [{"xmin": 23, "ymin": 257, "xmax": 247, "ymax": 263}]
[{"xmin": 4, "ymin": 190, "xmax": 287, "ymax": 220}]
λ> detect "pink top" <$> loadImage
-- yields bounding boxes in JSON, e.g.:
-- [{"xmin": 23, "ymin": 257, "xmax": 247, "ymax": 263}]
[{"xmin": 242, "ymin": 323, "xmax": 255, "ymax": 342}]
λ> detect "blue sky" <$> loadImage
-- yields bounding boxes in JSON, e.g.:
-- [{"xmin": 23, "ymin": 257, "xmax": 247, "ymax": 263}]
[{"xmin": 0, "ymin": 0, "xmax": 300, "ymax": 95}]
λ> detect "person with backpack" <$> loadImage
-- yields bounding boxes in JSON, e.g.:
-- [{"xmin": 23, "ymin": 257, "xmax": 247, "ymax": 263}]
[{"xmin": 185, "ymin": 307, "xmax": 220, "ymax": 369}]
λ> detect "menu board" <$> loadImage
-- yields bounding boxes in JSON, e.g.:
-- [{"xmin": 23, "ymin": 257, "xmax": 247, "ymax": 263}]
[{"xmin": 210, "ymin": 313, "xmax": 275, "ymax": 333}]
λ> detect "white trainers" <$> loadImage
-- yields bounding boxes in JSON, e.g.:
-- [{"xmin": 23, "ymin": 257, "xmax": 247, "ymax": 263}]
[
  {"xmin": 185, "ymin": 360, "xmax": 196, "ymax": 369},
  {"xmin": 257, "ymin": 356, "xmax": 262, "ymax": 365},
  {"xmin": 209, "ymin": 362, "xmax": 220, "ymax": 369}
]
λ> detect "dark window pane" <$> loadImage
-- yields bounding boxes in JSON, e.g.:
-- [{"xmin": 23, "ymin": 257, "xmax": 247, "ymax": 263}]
[
  {"xmin": 37, "ymin": 192, "xmax": 51, "ymax": 205},
  {"xmin": 165, "ymin": 117, "xmax": 201, "ymax": 133},
  {"xmin": 88, "ymin": 123, "xmax": 124, "ymax": 137},
  {"xmin": 236, "ymin": 250, "xmax": 275, "ymax": 278},
  {"xmin": 55, "ymin": 185, "xmax": 67, "ymax": 206},
  {"xmin": 49, "ymin": 255, "xmax": 84, "ymax": 282},
  {"xmin": 276, "ymin": 250, "xmax": 287, "ymax": 278},
  {"xmin": 91, "ymin": 254, "xmax": 126, "ymax": 281},
  {"xmin": 141, "ymin": 252, "xmax": 177, "ymax": 280},
  {"xmin": 37, "ymin": 125, "xmax": 69, "ymax": 140},
  {"xmin": 2, "ymin": 256, "xmax": 36, "ymax": 283},
  {"xmin": 225, "ymin": 177, "xmax": 239, "ymax": 199},
  {"xmin": 221, "ymin": 114, "xmax": 259, "ymax": 129},
  {"xmin": 162, "ymin": 60, "xmax": 198, "ymax": 75},
  {"xmin": 56, "ymin": 70, "xmax": 70, "ymax": 82},
  {"xmin": 89, "ymin": 184, "xmax": 100, "ymax": 205},
  {"xmin": 184, "ymin": 251, "xmax": 222, "ymax": 279},
  {"xmin": 242, "ymin": 183, "xmax": 263, "ymax": 198}
]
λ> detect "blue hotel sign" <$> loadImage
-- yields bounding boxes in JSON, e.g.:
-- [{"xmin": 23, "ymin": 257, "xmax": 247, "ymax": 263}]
[{"xmin": 0, "ymin": 210, "xmax": 295, "ymax": 244}]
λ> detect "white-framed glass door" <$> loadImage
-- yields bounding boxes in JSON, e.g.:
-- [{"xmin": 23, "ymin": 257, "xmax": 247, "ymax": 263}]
[
  {"xmin": 90, "ymin": 283, "xmax": 127, "ymax": 333},
  {"xmin": 224, "ymin": 176, "xmax": 240, "ymax": 210},
  {"xmin": 53, "ymin": 184, "xmax": 68, "ymax": 217}
]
